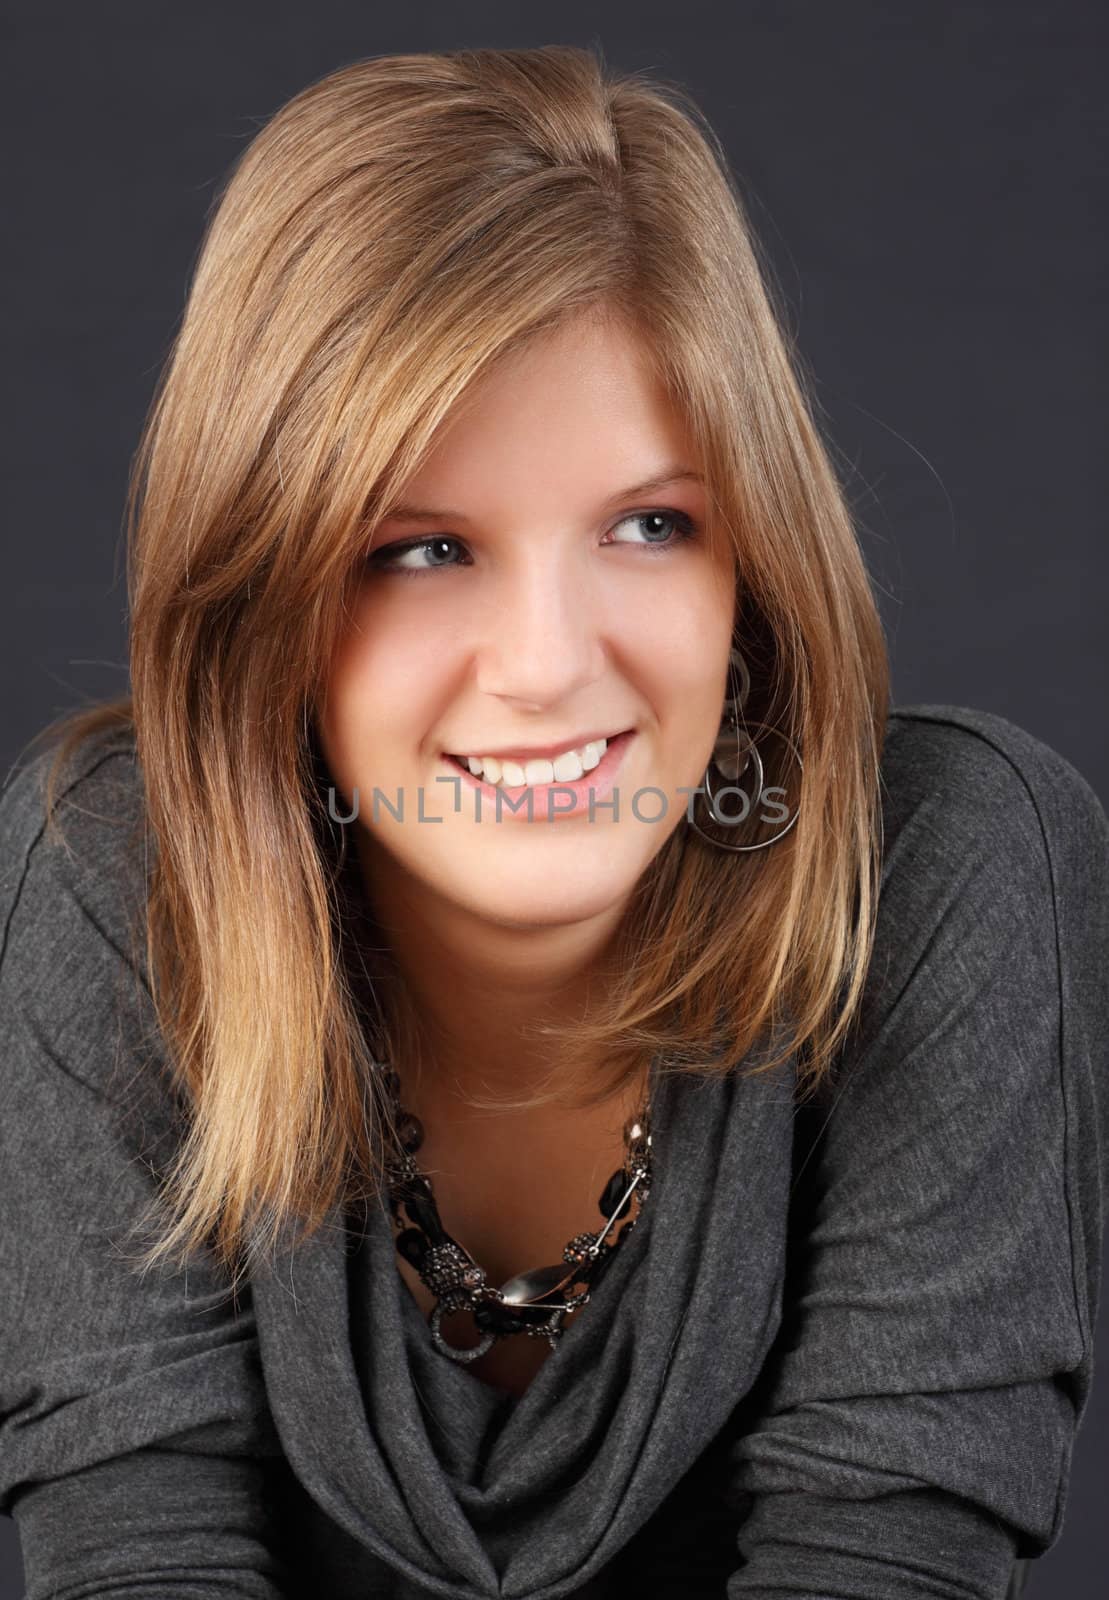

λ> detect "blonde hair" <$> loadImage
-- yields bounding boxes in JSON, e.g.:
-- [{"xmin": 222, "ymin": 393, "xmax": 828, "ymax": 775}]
[{"xmin": 35, "ymin": 44, "xmax": 890, "ymax": 1288}]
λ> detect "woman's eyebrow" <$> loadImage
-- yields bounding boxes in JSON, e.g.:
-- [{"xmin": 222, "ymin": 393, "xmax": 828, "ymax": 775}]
[{"xmin": 382, "ymin": 466, "xmax": 705, "ymax": 525}]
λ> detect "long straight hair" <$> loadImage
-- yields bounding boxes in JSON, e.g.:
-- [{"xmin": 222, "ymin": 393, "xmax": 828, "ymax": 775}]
[{"xmin": 36, "ymin": 44, "xmax": 890, "ymax": 1286}]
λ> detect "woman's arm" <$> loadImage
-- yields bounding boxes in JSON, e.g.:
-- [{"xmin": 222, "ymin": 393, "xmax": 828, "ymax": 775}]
[
  {"xmin": 0, "ymin": 739, "xmax": 291, "ymax": 1598},
  {"xmin": 724, "ymin": 707, "xmax": 1109, "ymax": 1598}
]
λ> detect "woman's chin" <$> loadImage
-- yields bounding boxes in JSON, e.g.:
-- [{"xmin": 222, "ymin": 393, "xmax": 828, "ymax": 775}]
[{"xmin": 431, "ymin": 858, "xmax": 642, "ymax": 931}]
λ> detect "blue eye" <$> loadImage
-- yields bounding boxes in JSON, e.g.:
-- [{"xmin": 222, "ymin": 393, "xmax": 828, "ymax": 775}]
[
  {"xmin": 606, "ymin": 510, "xmax": 699, "ymax": 549},
  {"xmin": 365, "ymin": 535, "xmax": 467, "ymax": 577},
  {"xmin": 364, "ymin": 507, "xmax": 699, "ymax": 581}
]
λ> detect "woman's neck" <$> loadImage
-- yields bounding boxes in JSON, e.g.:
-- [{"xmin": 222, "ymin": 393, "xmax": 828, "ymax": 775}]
[{"xmin": 356, "ymin": 844, "xmax": 633, "ymax": 1111}]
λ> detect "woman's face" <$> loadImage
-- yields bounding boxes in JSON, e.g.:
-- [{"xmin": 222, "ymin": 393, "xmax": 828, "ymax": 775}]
[{"xmin": 318, "ymin": 310, "xmax": 736, "ymax": 936}]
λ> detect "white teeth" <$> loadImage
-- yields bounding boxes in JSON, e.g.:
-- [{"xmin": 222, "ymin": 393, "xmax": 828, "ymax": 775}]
[
  {"xmin": 552, "ymin": 749, "xmax": 583, "ymax": 782},
  {"xmin": 456, "ymin": 737, "xmax": 609, "ymax": 787}
]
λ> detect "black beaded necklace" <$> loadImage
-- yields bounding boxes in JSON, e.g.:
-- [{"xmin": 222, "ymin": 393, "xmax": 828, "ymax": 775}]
[{"xmin": 377, "ymin": 1061, "xmax": 655, "ymax": 1364}]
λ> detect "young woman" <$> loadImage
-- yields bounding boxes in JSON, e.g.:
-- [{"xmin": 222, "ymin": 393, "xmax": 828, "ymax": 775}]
[{"xmin": 2, "ymin": 44, "xmax": 1106, "ymax": 1600}]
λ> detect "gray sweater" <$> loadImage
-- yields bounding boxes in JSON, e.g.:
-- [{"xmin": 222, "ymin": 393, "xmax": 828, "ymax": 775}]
[{"xmin": 1, "ymin": 704, "xmax": 1107, "ymax": 1600}]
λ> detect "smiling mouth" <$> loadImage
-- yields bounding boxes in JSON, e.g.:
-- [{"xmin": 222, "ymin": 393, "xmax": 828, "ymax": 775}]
[{"xmin": 442, "ymin": 729, "xmax": 636, "ymax": 792}]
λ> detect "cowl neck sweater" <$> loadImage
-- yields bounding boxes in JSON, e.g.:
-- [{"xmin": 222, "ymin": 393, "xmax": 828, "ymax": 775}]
[{"xmin": 252, "ymin": 1039, "xmax": 797, "ymax": 1597}]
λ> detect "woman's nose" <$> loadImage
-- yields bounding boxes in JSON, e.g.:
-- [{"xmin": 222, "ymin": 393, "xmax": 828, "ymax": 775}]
[{"xmin": 473, "ymin": 551, "xmax": 607, "ymax": 709}]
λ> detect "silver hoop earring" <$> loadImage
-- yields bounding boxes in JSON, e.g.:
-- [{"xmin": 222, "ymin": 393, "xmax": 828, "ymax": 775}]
[{"xmin": 687, "ymin": 645, "xmax": 803, "ymax": 853}]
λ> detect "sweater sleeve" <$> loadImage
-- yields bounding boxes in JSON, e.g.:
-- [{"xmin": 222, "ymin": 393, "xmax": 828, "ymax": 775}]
[
  {"xmin": 0, "ymin": 737, "xmax": 291, "ymax": 1598},
  {"xmin": 723, "ymin": 708, "xmax": 1109, "ymax": 1599}
]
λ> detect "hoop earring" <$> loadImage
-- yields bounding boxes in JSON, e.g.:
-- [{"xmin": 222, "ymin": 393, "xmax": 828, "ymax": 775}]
[{"xmin": 687, "ymin": 645, "xmax": 803, "ymax": 853}]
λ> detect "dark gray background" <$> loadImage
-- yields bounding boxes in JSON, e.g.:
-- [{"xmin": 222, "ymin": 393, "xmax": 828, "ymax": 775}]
[{"xmin": 2, "ymin": 2, "xmax": 1105, "ymax": 1594}]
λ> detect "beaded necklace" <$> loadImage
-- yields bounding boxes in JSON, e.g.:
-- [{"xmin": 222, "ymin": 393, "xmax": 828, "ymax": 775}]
[{"xmin": 377, "ymin": 1062, "xmax": 655, "ymax": 1363}]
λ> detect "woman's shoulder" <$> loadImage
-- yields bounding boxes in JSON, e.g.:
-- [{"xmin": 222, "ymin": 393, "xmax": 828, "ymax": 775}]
[
  {"xmin": 866, "ymin": 703, "xmax": 1109, "ymax": 1086},
  {"xmin": 0, "ymin": 719, "xmax": 142, "ymax": 881},
  {"xmin": 880, "ymin": 702, "xmax": 1108, "ymax": 873},
  {"xmin": 0, "ymin": 721, "xmax": 149, "ymax": 1097}
]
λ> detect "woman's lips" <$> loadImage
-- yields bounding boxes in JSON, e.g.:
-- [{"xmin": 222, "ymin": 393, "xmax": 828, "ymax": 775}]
[{"xmin": 441, "ymin": 730, "xmax": 636, "ymax": 820}]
